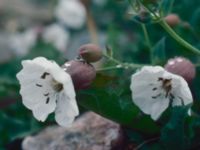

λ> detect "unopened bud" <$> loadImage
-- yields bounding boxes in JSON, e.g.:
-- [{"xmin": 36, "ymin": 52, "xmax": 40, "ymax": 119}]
[
  {"xmin": 63, "ymin": 60, "xmax": 96, "ymax": 90},
  {"xmin": 165, "ymin": 14, "xmax": 181, "ymax": 27},
  {"xmin": 134, "ymin": 9, "xmax": 151, "ymax": 24},
  {"xmin": 164, "ymin": 57, "xmax": 196, "ymax": 83},
  {"xmin": 181, "ymin": 22, "xmax": 191, "ymax": 29},
  {"xmin": 78, "ymin": 43, "xmax": 103, "ymax": 63}
]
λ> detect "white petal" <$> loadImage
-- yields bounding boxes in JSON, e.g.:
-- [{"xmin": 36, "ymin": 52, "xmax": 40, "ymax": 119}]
[
  {"xmin": 19, "ymin": 82, "xmax": 57, "ymax": 122},
  {"xmin": 52, "ymin": 66, "xmax": 78, "ymax": 126},
  {"xmin": 50, "ymin": 66, "xmax": 76, "ymax": 100},
  {"xmin": 32, "ymin": 94, "xmax": 57, "ymax": 122},
  {"xmin": 55, "ymin": 91, "xmax": 79, "ymax": 127},
  {"xmin": 130, "ymin": 66, "xmax": 170, "ymax": 120},
  {"xmin": 150, "ymin": 99, "xmax": 169, "ymax": 120},
  {"xmin": 169, "ymin": 73, "xmax": 193, "ymax": 106}
]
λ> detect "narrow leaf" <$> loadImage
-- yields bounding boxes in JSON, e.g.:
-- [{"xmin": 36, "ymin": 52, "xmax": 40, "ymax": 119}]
[{"xmin": 151, "ymin": 37, "xmax": 166, "ymax": 65}]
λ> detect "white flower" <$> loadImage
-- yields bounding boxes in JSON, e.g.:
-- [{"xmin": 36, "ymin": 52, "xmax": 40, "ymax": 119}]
[
  {"xmin": 42, "ymin": 24, "xmax": 70, "ymax": 52},
  {"xmin": 55, "ymin": 0, "xmax": 86, "ymax": 29},
  {"xmin": 16, "ymin": 57, "xmax": 79, "ymax": 127},
  {"xmin": 10, "ymin": 28, "xmax": 37, "ymax": 57},
  {"xmin": 130, "ymin": 66, "xmax": 193, "ymax": 120}
]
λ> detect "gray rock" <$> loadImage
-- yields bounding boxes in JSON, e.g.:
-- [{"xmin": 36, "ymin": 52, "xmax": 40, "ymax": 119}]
[{"xmin": 22, "ymin": 112, "xmax": 120, "ymax": 150}]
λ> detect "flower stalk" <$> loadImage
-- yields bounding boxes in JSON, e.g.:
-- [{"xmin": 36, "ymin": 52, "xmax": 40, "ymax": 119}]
[
  {"xmin": 102, "ymin": 53, "xmax": 145, "ymax": 70},
  {"xmin": 159, "ymin": 20, "xmax": 200, "ymax": 56},
  {"xmin": 128, "ymin": 0, "xmax": 200, "ymax": 56},
  {"xmin": 141, "ymin": 24, "xmax": 152, "ymax": 50}
]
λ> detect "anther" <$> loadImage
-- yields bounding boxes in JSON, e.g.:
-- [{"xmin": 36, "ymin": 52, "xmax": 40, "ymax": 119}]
[
  {"xmin": 41, "ymin": 72, "xmax": 50, "ymax": 79},
  {"xmin": 36, "ymin": 84, "xmax": 42, "ymax": 87},
  {"xmin": 46, "ymin": 97, "xmax": 50, "ymax": 104}
]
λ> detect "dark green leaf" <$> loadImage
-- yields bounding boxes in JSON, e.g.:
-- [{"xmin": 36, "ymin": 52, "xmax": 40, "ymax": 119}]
[
  {"xmin": 191, "ymin": 8, "xmax": 200, "ymax": 35},
  {"xmin": 77, "ymin": 87, "xmax": 160, "ymax": 134},
  {"xmin": 160, "ymin": 0, "xmax": 175, "ymax": 16},
  {"xmin": 160, "ymin": 106, "xmax": 190, "ymax": 150},
  {"xmin": 151, "ymin": 37, "xmax": 166, "ymax": 65}
]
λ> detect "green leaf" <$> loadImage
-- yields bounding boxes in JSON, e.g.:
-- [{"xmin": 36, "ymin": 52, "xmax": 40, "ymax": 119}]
[
  {"xmin": 160, "ymin": 0, "xmax": 175, "ymax": 16},
  {"xmin": 160, "ymin": 106, "xmax": 190, "ymax": 150},
  {"xmin": 191, "ymin": 8, "xmax": 200, "ymax": 34},
  {"xmin": 77, "ymin": 87, "xmax": 160, "ymax": 134},
  {"xmin": 151, "ymin": 37, "xmax": 166, "ymax": 65}
]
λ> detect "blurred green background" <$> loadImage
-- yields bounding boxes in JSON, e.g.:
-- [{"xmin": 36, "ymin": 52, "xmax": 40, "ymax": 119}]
[{"xmin": 1, "ymin": 0, "xmax": 200, "ymax": 149}]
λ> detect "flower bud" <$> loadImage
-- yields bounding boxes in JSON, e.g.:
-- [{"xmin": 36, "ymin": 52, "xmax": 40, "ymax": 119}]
[
  {"xmin": 134, "ymin": 9, "xmax": 151, "ymax": 24},
  {"xmin": 63, "ymin": 60, "xmax": 96, "ymax": 90},
  {"xmin": 78, "ymin": 43, "xmax": 103, "ymax": 63},
  {"xmin": 165, "ymin": 14, "xmax": 181, "ymax": 27},
  {"xmin": 164, "ymin": 57, "xmax": 196, "ymax": 83}
]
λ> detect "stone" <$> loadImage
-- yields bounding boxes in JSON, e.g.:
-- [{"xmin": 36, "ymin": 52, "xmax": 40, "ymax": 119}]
[{"xmin": 22, "ymin": 112, "xmax": 120, "ymax": 150}]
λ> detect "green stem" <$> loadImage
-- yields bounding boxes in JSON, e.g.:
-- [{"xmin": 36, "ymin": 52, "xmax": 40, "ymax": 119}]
[
  {"xmin": 134, "ymin": 137, "xmax": 159, "ymax": 150},
  {"xmin": 141, "ymin": 24, "xmax": 153, "ymax": 63},
  {"xmin": 96, "ymin": 65, "xmax": 123, "ymax": 72},
  {"xmin": 103, "ymin": 53, "xmax": 145, "ymax": 69},
  {"xmin": 159, "ymin": 20, "xmax": 200, "ymax": 56},
  {"xmin": 141, "ymin": 24, "xmax": 152, "ymax": 49},
  {"xmin": 128, "ymin": 0, "xmax": 200, "ymax": 56},
  {"xmin": 103, "ymin": 53, "xmax": 122, "ymax": 65}
]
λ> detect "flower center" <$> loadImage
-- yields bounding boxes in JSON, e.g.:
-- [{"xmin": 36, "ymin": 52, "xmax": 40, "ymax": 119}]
[
  {"xmin": 40, "ymin": 72, "xmax": 63, "ymax": 92},
  {"xmin": 158, "ymin": 77, "xmax": 172, "ymax": 98},
  {"xmin": 150, "ymin": 77, "xmax": 184, "ymax": 106},
  {"xmin": 51, "ymin": 79, "xmax": 63, "ymax": 92},
  {"xmin": 35, "ymin": 72, "xmax": 64, "ymax": 104},
  {"xmin": 151, "ymin": 77, "xmax": 173, "ymax": 99}
]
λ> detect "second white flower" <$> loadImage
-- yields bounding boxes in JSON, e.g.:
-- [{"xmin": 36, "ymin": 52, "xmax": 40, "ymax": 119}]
[{"xmin": 130, "ymin": 66, "xmax": 193, "ymax": 120}]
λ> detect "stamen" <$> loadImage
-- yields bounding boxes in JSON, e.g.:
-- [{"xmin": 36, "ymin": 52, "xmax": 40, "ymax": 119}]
[
  {"xmin": 162, "ymin": 78, "xmax": 172, "ymax": 98},
  {"xmin": 163, "ymin": 79, "xmax": 172, "ymax": 86},
  {"xmin": 178, "ymin": 96, "xmax": 184, "ymax": 106},
  {"xmin": 165, "ymin": 91, "xmax": 170, "ymax": 98},
  {"xmin": 36, "ymin": 84, "xmax": 42, "ymax": 87},
  {"xmin": 44, "ymin": 93, "xmax": 49, "ymax": 96},
  {"xmin": 152, "ymin": 93, "xmax": 161, "ymax": 99},
  {"xmin": 41, "ymin": 72, "xmax": 50, "ymax": 79},
  {"xmin": 158, "ymin": 77, "xmax": 163, "ymax": 81},
  {"xmin": 169, "ymin": 93, "xmax": 175, "ymax": 100},
  {"xmin": 54, "ymin": 83, "xmax": 63, "ymax": 92},
  {"xmin": 51, "ymin": 79, "xmax": 63, "ymax": 92},
  {"xmin": 46, "ymin": 97, "xmax": 50, "ymax": 104},
  {"xmin": 152, "ymin": 87, "xmax": 157, "ymax": 91}
]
